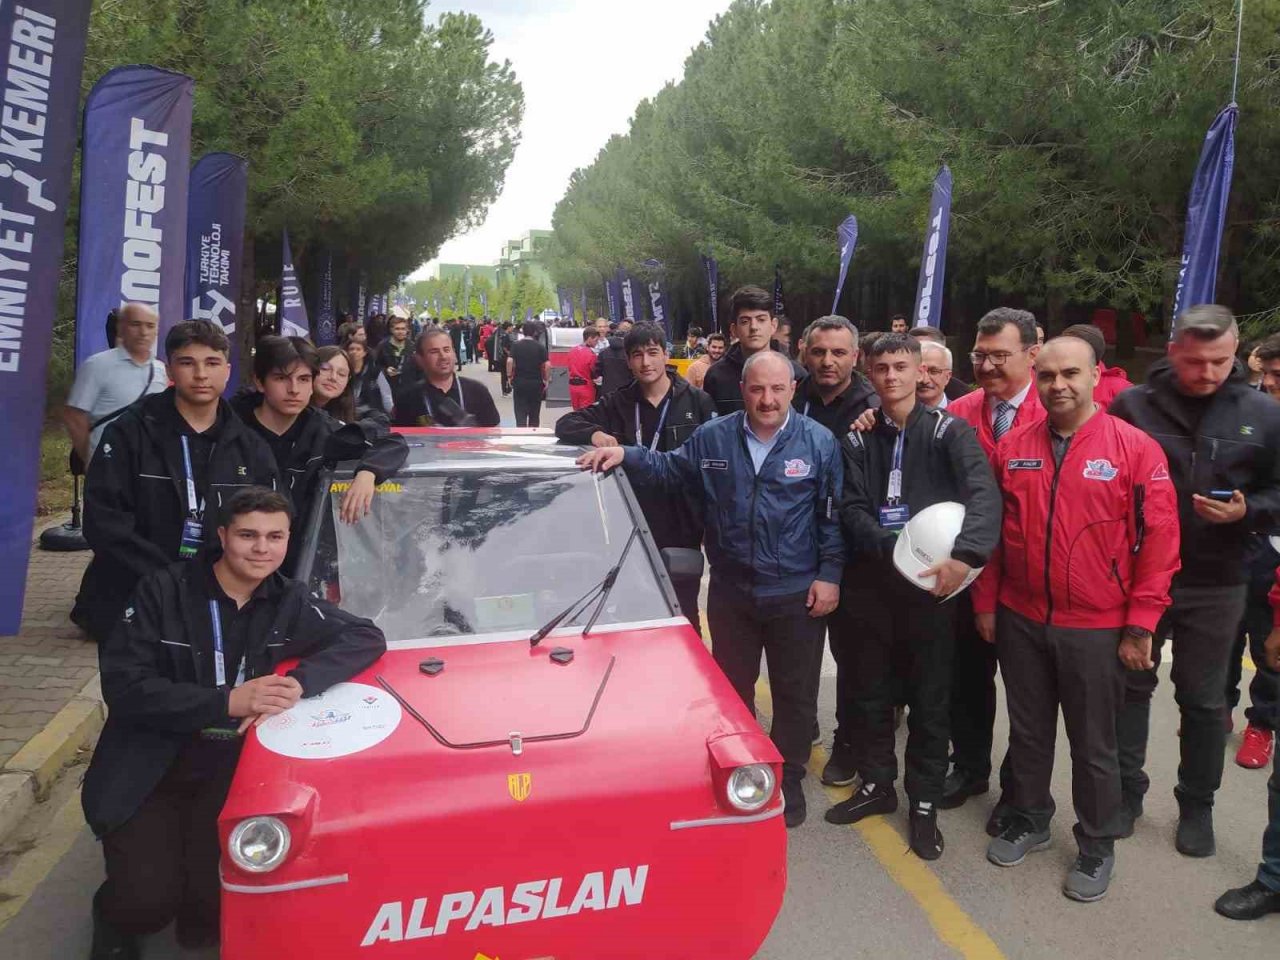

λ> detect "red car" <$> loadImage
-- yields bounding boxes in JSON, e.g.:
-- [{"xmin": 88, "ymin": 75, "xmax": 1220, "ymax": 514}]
[{"xmin": 219, "ymin": 430, "xmax": 787, "ymax": 959}]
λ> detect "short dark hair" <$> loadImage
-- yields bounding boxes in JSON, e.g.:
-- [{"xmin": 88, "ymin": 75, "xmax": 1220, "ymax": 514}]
[
  {"xmin": 687, "ymin": 326, "xmax": 703, "ymax": 339},
  {"xmin": 624, "ymin": 322, "xmax": 667, "ymax": 356},
  {"xmin": 976, "ymin": 307, "xmax": 1038, "ymax": 347},
  {"xmin": 707, "ymin": 332, "xmax": 727, "ymax": 346},
  {"xmin": 890, "ymin": 313, "xmax": 908, "ymax": 324},
  {"xmin": 414, "ymin": 325, "xmax": 451, "ymax": 354},
  {"xmin": 522, "ymin": 321, "xmax": 539, "ymax": 338},
  {"xmin": 908, "ymin": 325, "xmax": 945, "ymax": 344},
  {"xmin": 219, "ymin": 486, "xmax": 293, "ymax": 528},
  {"xmin": 166, "ymin": 319, "xmax": 229, "ymax": 358},
  {"xmin": 729, "ymin": 285, "xmax": 773, "ymax": 320},
  {"xmin": 866, "ymin": 332, "xmax": 921, "ymax": 360},
  {"xmin": 388, "ymin": 315, "xmax": 409, "ymax": 330},
  {"xmin": 583, "ymin": 327, "xmax": 600, "ymax": 343},
  {"xmin": 337, "ymin": 320, "xmax": 361, "ymax": 341},
  {"xmin": 1060, "ymin": 324, "xmax": 1106, "ymax": 365},
  {"xmin": 254, "ymin": 335, "xmax": 318, "ymax": 381},
  {"xmin": 1255, "ymin": 333, "xmax": 1280, "ymax": 364},
  {"xmin": 804, "ymin": 315, "xmax": 859, "ymax": 346}
]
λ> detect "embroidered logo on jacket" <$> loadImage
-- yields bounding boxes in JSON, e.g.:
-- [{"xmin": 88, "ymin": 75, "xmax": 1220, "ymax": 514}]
[
  {"xmin": 784, "ymin": 459, "xmax": 811, "ymax": 478},
  {"xmin": 1151, "ymin": 463, "xmax": 1170, "ymax": 482},
  {"xmin": 1083, "ymin": 458, "xmax": 1119, "ymax": 482}
]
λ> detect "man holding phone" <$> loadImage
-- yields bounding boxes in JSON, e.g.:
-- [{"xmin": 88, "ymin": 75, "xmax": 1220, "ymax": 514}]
[{"xmin": 1109, "ymin": 306, "xmax": 1280, "ymax": 858}]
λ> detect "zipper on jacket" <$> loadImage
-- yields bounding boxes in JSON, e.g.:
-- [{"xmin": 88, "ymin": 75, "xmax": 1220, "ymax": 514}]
[
  {"xmin": 1110, "ymin": 559, "xmax": 1128, "ymax": 597},
  {"xmin": 1044, "ymin": 457, "xmax": 1063, "ymax": 623}
]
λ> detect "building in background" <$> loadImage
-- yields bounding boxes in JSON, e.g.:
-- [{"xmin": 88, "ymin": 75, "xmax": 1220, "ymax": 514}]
[{"xmin": 496, "ymin": 229, "xmax": 554, "ymax": 290}]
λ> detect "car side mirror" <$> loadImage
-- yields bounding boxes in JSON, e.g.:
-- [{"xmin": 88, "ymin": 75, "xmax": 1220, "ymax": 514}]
[{"xmin": 660, "ymin": 547, "xmax": 704, "ymax": 584}]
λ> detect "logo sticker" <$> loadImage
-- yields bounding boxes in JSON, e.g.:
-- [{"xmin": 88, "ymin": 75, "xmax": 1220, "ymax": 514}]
[
  {"xmin": 310, "ymin": 709, "xmax": 352, "ymax": 728},
  {"xmin": 101, "ymin": 443, "xmax": 112, "ymax": 458},
  {"xmin": 784, "ymin": 459, "xmax": 811, "ymax": 478},
  {"xmin": 1083, "ymin": 458, "xmax": 1119, "ymax": 482},
  {"xmin": 508, "ymin": 772, "xmax": 532, "ymax": 803},
  {"xmin": 1241, "ymin": 425, "xmax": 1255, "ymax": 437},
  {"xmin": 1007, "ymin": 458, "xmax": 1043, "ymax": 471},
  {"xmin": 1151, "ymin": 463, "xmax": 1170, "ymax": 482},
  {"xmin": 237, "ymin": 465, "xmax": 247, "ymax": 476},
  {"xmin": 700, "ymin": 458, "xmax": 728, "ymax": 471}
]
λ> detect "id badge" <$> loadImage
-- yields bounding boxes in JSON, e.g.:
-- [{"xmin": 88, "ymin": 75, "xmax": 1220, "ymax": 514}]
[
  {"xmin": 178, "ymin": 517, "xmax": 203, "ymax": 560},
  {"xmin": 879, "ymin": 504, "xmax": 911, "ymax": 530}
]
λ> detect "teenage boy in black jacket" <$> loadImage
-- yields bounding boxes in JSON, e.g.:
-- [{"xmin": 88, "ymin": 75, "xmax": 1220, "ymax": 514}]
[
  {"xmin": 231, "ymin": 336, "xmax": 409, "ymax": 574},
  {"xmin": 78, "ymin": 320, "xmax": 280, "ymax": 644},
  {"xmin": 703, "ymin": 285, "xmax": 807, "ymax": 417},
  {"xmin": 825, "ymin": 333, "xmax": 1000, "ymax": 861},
  {"xmin": 556, "ymin": 322, "xmax": 716, "ymax": 625},
  {"xmin": 84, "ymin": 487, "xmax": 386, "ymax": 958}
]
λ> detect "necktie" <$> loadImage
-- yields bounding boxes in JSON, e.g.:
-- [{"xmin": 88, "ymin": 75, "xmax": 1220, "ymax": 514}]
[{"xmin": 993, "ymin": 401, "xmax": 1014, "ymax": 440}]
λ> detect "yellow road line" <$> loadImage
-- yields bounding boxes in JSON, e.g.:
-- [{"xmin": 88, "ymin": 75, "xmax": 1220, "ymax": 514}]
[
  {"xmin": 754, "ymin": 678, "xmax": 1006, "ymax": 960},
  {"xmin": 0, "ymin": 788, "xmax": 86, "ymax": 929}
]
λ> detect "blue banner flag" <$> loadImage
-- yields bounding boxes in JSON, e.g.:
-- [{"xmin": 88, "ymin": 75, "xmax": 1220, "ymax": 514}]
[
  {"xmin": 605, "ymin": 276, "xmax": 619, "ymax": 323},
  {"xmin": 76, "ymin": 65, "xmax": 194, "ymax": 363},
  {"xmin": 579, "ymin": 288, "xmax": 588, "ymax": 325},
  {"xmin": 525, "ymin": 306, "xmax": 534, "ymax": 323},
  {"xmin": 700, "ymin": 253, "xmax": 719, "ymax": 332},
  {"xmin": 913, "ymin": 166, "xmax": 952, "ymax": 330},
  {"xmin": 316, "ymin": 251, "xmax": 335, "ymax": 344},
  {"xmin": 773, "ymin": 264, "xmax": 786, "ymax": 318},
  {"xmin": 557, "ymin": 285, "xmax": 572, "ymax": 322},
  {"xmin": 616, "ymin": 266, "xmax": 636, "ymax": 321},
  {"xmin": 279, "ymin": 229, "xmax": 309, "ymax": 338},
  {"xmin": 1172, "ymin": 104, "xmax": 1238, "ymax": 328},
  {"xmin": 185, "ymin": 152, "xmax": 247, "ymax": 388},
  {"xmin": 357, "ymin": 281, "xmax": 366, "ymax": 321},
  {"xmin": 642, "ymin": 259, "xmax": 669, "ymax": 337},
  {"xmin": 832, "ymin": 215, "xmax": 859, "ymax": 314},
  {"xmin": 0, "ymin": 0, "xmax": 92, "ymax": 634}
]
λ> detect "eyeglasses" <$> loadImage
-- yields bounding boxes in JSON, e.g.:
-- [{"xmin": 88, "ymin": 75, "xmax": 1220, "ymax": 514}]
[
  {"xmin": 922, "ymin": 366, "xmax": 951, "ymax": 377},
  {"xmin": 969, "ymin": 348, "xmax": 1027, "ymax": 368},
  {"xmin": 319, "ymin": 364, "xmax": 350, "ymax": 380}
]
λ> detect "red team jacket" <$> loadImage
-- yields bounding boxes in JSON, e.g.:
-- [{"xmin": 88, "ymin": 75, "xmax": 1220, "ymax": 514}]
[
  {"xmin": 972, "ymin": 410, "xmax": 1181, "ymax": 632},
  {"xmin": 946, "ymin": 385, "xmax": 1046, "ymax": 459}
]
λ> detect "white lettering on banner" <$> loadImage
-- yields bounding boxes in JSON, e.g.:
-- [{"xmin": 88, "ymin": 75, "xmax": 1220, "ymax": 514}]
[
  {"xmin": 915, "ymin": 205, "xmax": 945, "ymax": 325},
  {"xmin": 190, "ymin": 220, "xmax": 236, "ymax": 333},
  {"xmin": 119, "ymin": 116, "xmax": 170, "ymax": 310},
  {"xmin": 359, "ymin": 865, "xmax": 649, "ymax": 947},
  {"xmin": 0, "ymin": 7, "xmax": 60, "ymax": 372}
]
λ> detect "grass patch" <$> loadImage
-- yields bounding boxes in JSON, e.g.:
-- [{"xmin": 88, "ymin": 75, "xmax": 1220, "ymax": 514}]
[{"xmin": 38, "ymin": 423, "xmax": 74, "ymax": 518}]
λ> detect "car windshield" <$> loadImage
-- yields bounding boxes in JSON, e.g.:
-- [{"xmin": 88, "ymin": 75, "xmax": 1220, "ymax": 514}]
[{"xmin": 308, "ymin": 465, "xmax": 675, "ymax": 644}]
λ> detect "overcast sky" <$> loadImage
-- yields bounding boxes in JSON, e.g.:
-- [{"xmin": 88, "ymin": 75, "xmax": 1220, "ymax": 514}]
[{"xmin": 412, "ymin": 0, "xmax": 730, "ymax": 278}]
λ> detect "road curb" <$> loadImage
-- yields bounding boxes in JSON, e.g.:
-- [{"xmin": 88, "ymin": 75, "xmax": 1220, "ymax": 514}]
[{"xmin": 0, "ymin": 675, "xmax": 103, "ymax": 845}]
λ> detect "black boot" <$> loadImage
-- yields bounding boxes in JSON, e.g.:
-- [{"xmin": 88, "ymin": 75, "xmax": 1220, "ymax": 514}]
[
  {"xmin": 1174, "ymin": 791, "xmax": 1215, "ymax": 858},
  {"xmin": 90, "ymin": 891, "xmax": 140, "ymax": 960},
  {"xmin": 940, "ymin": 768, "xmax": 989, "ymax": 810},
  {"xmin": 1214, "ymin": 880, "xmax": 1280, "ymax": 920},
  {"xmin": 782, "ymin": 777, "xmax": 807, "ymax": 828}
]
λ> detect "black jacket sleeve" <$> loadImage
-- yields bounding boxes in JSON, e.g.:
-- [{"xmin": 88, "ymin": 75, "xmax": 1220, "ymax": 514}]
[
  {"xmin": 693, "ymin": 387, "xmax": 717, "ymax": 423},
  {"xmin": 943, "ymin": 417, "xmax": 1002, "ymax": 567},
  {"xmin": 556, "ymin": 394, "xmax": 625, "ymax": 444},
  {"xmin": 839, "ymin": 433, "xmax": 897, "ymax": 560},
  {"xmin": 83, "ymin": 418, "xmax": 172, "ymax": 581},
  {"xmin": 1243, "ymin": 401, "xmax": 1280, "ymax": 534},
  {"xmin": 101, "ymin": 575, "xmax": 229, "ymax": 733},
  {"xmin": 324, "ymin": 418, "xmax": 409, "ymax": 484},
  {"xmin": 281, "ymin": 594, "xmax": 387, "ymax": 697},
  {"xmin": 468, "ymin": 380, "xmax": 501, "ymax": 428}
]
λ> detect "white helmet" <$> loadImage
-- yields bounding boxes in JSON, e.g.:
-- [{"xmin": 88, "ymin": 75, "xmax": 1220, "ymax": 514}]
[{"xmin": 893, "ymin": 501, "xmax": 984, "ymax": 599}]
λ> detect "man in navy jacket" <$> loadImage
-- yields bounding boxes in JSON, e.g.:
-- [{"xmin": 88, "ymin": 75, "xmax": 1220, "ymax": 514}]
[{"xmin": 579, "ymin": 350, "xmax": 843, "ymax": 828}]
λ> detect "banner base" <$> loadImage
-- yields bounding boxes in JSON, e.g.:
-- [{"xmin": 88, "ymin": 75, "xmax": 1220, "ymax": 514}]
[{"xmin": 39, "ymin": 523, "xmax": 89, "ymax": 552}]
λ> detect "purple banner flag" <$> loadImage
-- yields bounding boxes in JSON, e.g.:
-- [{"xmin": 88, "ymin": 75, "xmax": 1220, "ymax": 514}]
[
  {"xmin": 832, "ymin": 215, "xmax": 859, "ymax": 314},
  {"xmin": 617, "ymin": 266, "xmax": 636, "ymax": 321},
  {"xmin": 184, "ymin": 152, "xmax": 247, "ymax": 388},
  {"xmin": 579, "ymin": 288, "xmax": 588, "ymax": 325},
  {"xmin": 76, "ymin": 65, "xmax": 194, "ymax": 363},
  {"xmin": 525, "ymin": 306, "xmax": 534, "ymax": 323},
  {"xmin": 699, "ymin": 253, "xmax": 719, "ymax": 332},
  {"xmin": 605, "ymin": 276, "xmax": 619, "ymax": 323},
  {"xmin": 557, "ymin": 285, "xmax": 573, "ymax": 323},
  {"xmin": 279, "ymin": 229, "xmax": 309, "ymax": 338},
  {"xmin": 316, "ymin": 251, "xmax": 335, "ymax": 344},
  {"xmin": 1172, "ymin": 104, "xmax": 1238, "ymax": 329},
  {"xmin": 773, "ymin": 264, "xmax": 786, "ymax": 318},
  {"xmin": 0, "ymin": 1, "xmax": 92, "ymax": 634},
  {"xmin": 642, "ymin": 259, "xmax": 668, "ymax": 337},
  {"xmin": 913, "ymin": 166, "xmax": 952, "ymax": 329}
]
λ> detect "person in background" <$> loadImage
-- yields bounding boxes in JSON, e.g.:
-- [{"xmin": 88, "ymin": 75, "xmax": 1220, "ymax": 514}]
[
  {"xmin": 568, "ymin": 326, "xmax": 602, "ymax": 410},
  {"xmin": 340, "ymin": 334, "xmax": 393, "ymax": 417},
  {"xmin": 858, "ymin": 332, "xmax": 884, "ymax": 376},
  {"xmin": 917, "ymin": 341, "xmax": 955, "ymax": 410},
  {"xmin": 702, "ymin": 286, "xmax": 805, "ymax": 417},
  {"xmin": 311, "ymin": 346, "xmax": 361, "ymax": 425},
  {"xmin": 1109, "ymin": 305, "xmax": 1280, "ymax": 858},
  {"xmin": 595, "ymin": 319, "xmax": 634, "ymax": 397},
  {"xmin": 1060, "ymin": 324, "xmax": 1133, "ymax": 409},
  {"xmin": 910, "ymin": 327, "xmax": 970, "ymax": 402},
  {"xmin": 337, "ymin": 319, "xmax": 366, "ymax": 347},
  {"xmin": 675, "ymin": 325, "xmax": 706, "ymax": 360},
  {"xmin": 508, "ymin": 321, "xmax": 551, "ymax": 428},
  {"xmin": 83, "ymin": 487, "xmax": 386, "ymax": 957},
  {"xmin": 375, "ymin": 315, "xmax": 412, "ymax": 389},
  {"xmin": 556, "ymin": 322, "xmax": 715, "ymax": 626},
  {"xmin": 777, "ymin": 317, "xmax": 794, "ymax": 357},
  {"xmin": 1244, "ymin": 342, "xmax": 1265, "ymax": 389},
  {"xmin": 686, "ymin": 333, "xmax": 726, "ymax": 390},
  {"xmin": 975, "ymin": 336, "xmax": 1179, "ymax": 902},
  {"xmin": 1035, "ymin": 324, "xmax": 1046, "ymax": 346},
  {"xmin": 393, "ymin": 326, "xmax": 500, "ymax": 428},
  {"xmin": 63, "ymin": 302, "xmax": 168, "ymax": 468},
  {"xmin": 578, "ymin": 350, "xmax": 843, "ymax": 829},
  {"xmin": 890, "ymin": 314, "xmax": 909, "ymax": 334},
  {"xmin": 909, "ymin": 325, "xmax": 945, "ymax": 344},
  {"xmin": 494, "ymin": 321, "xmax": 515, "ymax": 396}
]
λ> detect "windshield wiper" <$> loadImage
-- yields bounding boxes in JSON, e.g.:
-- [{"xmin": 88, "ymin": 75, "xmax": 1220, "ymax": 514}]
[{"xmin": 528, "ymin": 527, "xmax": 639, "ymax": 647}]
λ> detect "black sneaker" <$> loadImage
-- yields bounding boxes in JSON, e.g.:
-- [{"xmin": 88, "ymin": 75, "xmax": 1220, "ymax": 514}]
[
  {"xmin": 825, "ymin": 781, "xmax": 897, "ymax": 825},
  {"xmin": 782, "ymin": 778, "xmax": 807, "ymax": 828},
  {"xmin": 90, "ymin": 892, "xmax": 140, "ymax": 960},
  {"xmin": 821, "ymin": 742, "xmax": 859, "ymax": 787},
  {"xmin": 1214, "ymin": 880, "xmax": 1280, "ymax": 920},
  {"xmin": 939, "ymin": 769, "xmax": 989, "ymax": 810},
  {"xmin": 1175, "ymin": 797, "xmax": 1215, "ymax": 857},
  {"xmin": 909, "ymin": 802, "xmax": 944, "ymax": 861}
]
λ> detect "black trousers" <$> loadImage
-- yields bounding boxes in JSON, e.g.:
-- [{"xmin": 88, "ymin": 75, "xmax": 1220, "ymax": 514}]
[
  {"xmin": 1118, "ymin": 582, "xmax": 1247, "ymax": 807},
  {"xmin": 1227, "ymin": 566, "xmax": 1279, "ymax": 731},
  {"xmin": 997, "ymin": 606, "xmax": 1126, "ymax": 857},
  {"xmin": 97, "ymin": 743, "xmax": 237, "ymax": 937},
  {"xmin": 847, "ymin": 577, "xmax": 956, "ymax": 804},
  {"xmin": 948, "ymin": 591, "xmax": 1000, "ymax": 780},
  {"xmin": 826, "ymin": 592, "xmax": 861, "ymax": 750},
  {"xmin": 706, "ymin": 580, "xmax": 825, "ymax": 782},
  {"xmin": 512, "ymin": 381, "xmax": 543, "ymax": 427},
  {"xmin": 672, "ymin": 577, "xmax": 702, "ymax": 636}
]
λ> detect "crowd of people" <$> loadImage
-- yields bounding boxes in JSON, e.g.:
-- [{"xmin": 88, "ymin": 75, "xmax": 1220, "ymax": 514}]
[{"xmin": 57, "ymin": 282, "xmax": 1280, "ymax": 956}]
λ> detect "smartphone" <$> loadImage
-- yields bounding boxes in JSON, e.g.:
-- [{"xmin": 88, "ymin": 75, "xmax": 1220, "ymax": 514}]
[{"xmin": 1206, "ymin": 489, "xmax": 1235, "ymax": 502}]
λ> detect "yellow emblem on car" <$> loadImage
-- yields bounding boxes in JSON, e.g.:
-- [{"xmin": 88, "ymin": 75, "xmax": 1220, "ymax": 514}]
[{"xmin": 507, "ymin": 772, "xmax": 532, "ymax": 803}]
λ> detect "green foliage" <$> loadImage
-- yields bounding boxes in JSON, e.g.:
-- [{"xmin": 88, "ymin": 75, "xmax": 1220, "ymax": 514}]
[{"xmin": 546, "ymin": 0, "xmax": 1280, "ymax": 337}]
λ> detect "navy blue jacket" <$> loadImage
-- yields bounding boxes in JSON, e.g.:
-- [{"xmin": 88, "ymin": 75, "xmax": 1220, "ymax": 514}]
[{"xmin": 622, "ymin": 411, "xmax": 844, "ymax": 598}]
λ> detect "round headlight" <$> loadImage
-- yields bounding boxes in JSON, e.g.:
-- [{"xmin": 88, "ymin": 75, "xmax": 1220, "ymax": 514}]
[
  {"xmin": 726, "ymin": 763, "xmax": 776, "ymax": 813},
  {"xmin": 228, "ymin": 817, "xmax": 292, "ymax": 873}
]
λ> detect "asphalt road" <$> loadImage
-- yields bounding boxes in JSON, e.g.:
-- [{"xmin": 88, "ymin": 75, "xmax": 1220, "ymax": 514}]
[{"xmin": 2, "ymin": 366, "xmax": 1276, "ymax": 958}]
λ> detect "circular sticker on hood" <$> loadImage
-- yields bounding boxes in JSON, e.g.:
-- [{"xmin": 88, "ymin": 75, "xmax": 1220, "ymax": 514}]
[{"xmin": 256, "ymin": 682, "xmax": 401, "ymax": 760}]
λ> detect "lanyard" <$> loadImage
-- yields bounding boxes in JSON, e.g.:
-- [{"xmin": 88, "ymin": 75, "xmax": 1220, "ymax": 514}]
[
  {"xmin": 635, "ymin": 395, "xmax": 672, "ymax": 451},
  {"xmin": 208, "ymin": 599, "xmax": 246, "ymax": 689},
  {"xmin": 803, "ymin": 400, "xmax": 811, "ymax": 417},
  {"xmin": 424, "ymin": 379, "xmax": 465, "ymax": 421},
  {"xmin": 180, "ymin": 435, "xmax": 202, "ymax": 517},
  {"xmin": 887, "ymin": 424, "xmax": 905, "ymax": 504}
]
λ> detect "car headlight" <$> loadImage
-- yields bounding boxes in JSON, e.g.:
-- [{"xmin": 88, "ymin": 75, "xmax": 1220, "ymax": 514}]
[
  {"xmin": 726, "ymin": 763, "xmax": 776, "ymax": 813},
  {"xmin": 228, "ymin": 817, "xmax": 292, "ymax": 873}
]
